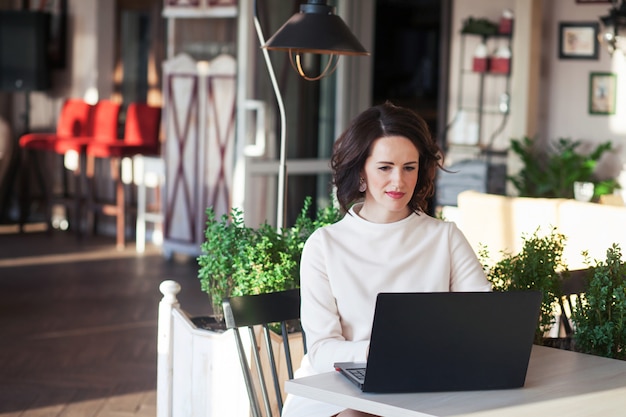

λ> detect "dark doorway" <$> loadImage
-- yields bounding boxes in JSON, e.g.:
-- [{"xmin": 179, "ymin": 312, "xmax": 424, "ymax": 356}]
[
  {"xmin": 373, "ymin": 0, "xmax": 451, "ymax": 214},
  {"xmin": 114, "ymin": 0, "xmax": 164, "ymax": 132},
  {"xmin": 373, "ymin": 0, "xmax": 447, "ymax": 137}
]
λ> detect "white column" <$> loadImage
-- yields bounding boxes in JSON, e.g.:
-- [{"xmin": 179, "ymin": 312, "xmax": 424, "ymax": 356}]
[{"xmin": 507, "ymin": 0, "xmax": 543, "ymax": 194}]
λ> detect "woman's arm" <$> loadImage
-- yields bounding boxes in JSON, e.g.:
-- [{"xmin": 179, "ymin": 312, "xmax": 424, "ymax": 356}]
[
  {"xmin": 299, "ymin": 231, "xmax": 370, "ymax": 373},
  {"xmin": 447, "ymin": 222, "xmax": 492, "ymax": 292}
]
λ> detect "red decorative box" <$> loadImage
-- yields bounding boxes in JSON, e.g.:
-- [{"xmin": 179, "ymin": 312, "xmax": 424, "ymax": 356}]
[
  {"xmin": 499, "ymin": 17, "xmax": 513, "ymax": 35},
  {"xmin": 472, "ymin": 57, "xmax": 489, "ymax": 73},
  {"xmin": 489, "ymin": 57, "xmax": 510, "ymax": 74}
]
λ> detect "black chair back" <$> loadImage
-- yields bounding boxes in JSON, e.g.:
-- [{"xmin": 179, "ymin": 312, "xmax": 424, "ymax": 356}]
[
  {"xmin": 558, "ymin": 269, "xmax": 590, "ymax": 336},
  {"xmin": 223, "ymin": 289, "xmax": 305, "ymax": 417}
]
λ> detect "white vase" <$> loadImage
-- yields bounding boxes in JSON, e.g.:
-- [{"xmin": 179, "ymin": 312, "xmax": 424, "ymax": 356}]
[{"xmin": 573, "ymin": 181, "xmax": 594, "ymax": 202}]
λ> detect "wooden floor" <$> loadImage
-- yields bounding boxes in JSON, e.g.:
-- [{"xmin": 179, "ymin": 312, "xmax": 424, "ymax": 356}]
[{"xmin": 0, "ymin": 227, "xmax": 210, "ymax": 416}]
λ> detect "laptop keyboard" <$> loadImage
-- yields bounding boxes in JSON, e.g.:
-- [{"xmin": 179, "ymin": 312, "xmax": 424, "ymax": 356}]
[{"xmin": 347, "ymin": 367, "xmax": 366, "ymax": 382}]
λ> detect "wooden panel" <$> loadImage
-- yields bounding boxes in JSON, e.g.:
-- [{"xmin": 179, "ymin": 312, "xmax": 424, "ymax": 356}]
[{"xmin": 162, "ymin": 53, "xmax": 236, "ymax": 258}]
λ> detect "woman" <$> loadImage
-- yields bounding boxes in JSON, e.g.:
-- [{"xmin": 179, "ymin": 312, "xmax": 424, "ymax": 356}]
[{"xmin": 282, "ymin": 102, "xmax": 491, "ymax": 417}]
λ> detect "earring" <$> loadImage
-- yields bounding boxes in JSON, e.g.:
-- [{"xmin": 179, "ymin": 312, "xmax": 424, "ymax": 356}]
[{"xmin": 358, "ymin": 177, "xmax": 367, "ymax": 193}]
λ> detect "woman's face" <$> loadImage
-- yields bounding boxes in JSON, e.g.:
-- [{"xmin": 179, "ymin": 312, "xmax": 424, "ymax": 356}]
[{"xmin": 360, "ymin": 135, "xmax": 419, "ymax": 223}]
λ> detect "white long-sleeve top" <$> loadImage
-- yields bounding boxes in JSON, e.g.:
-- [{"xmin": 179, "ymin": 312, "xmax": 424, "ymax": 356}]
[{"xmin": 282, "ymin": 204, "xmax": 491, "ymax": 417}]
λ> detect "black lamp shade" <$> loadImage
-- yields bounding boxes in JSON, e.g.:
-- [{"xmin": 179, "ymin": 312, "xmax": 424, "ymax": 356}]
[{"xmin": 264, "ymin": 9, "xmax": 369, "ymax": 56}]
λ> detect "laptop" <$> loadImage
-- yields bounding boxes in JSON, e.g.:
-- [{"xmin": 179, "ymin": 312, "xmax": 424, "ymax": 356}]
[{"xmin": 334, "ymin": 291, "xmax": 542, "ymax": 393}]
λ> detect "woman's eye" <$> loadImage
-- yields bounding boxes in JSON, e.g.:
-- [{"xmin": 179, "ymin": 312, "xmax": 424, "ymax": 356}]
[
  {"xmin": 405, "ymin": 166, "xmax": 416, "ymax": 172},
  {"xmin": 378, "ymin": 166, "xmax": 391, "ymax": 171}
]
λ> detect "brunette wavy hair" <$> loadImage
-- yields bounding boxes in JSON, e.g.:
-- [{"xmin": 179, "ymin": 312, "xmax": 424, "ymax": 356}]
[{"xmin": 331, "ymin": 101, "xmax": 443, "ymax": 214}]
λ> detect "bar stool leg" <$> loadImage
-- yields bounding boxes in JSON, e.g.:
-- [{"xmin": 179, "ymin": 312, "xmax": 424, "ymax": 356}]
[
  {"xmin": 85, "ymin": 154, "xmax": 97, "ymax": 236},
  {"xmin": 136, "ymin": 173, "xmax": 147, "ymax": 254},
  {"xmin": 19, "ymin": 148, "xmax": 53, "ymax": 233},
  {"xmin": 112, "ymin": 158, "xmax": 125, "ymax": 250},
  {"xmin": 72, "ymin": 148, "xmax": 88, "ymax": 238},
  {"xmin": 18, "ymin": 148, "xmax": 32, "ymax": 232}
]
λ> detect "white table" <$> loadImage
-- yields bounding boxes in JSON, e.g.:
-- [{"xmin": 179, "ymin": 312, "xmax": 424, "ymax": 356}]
[{"xmin": 285, "ymin": 345, "xmax": 626, "ymax": 417}]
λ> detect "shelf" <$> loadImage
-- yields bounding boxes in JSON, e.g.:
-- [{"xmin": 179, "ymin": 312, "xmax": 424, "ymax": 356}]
[
  {"xmin": 447, "ymin": 143, "xmax": 508, "ymax": 157},
  {"xmin": 459, "ymin": 106, "xmax": 509, "ymax": 115},
  {"xmin": 461, "ymin": 69, "xmax": 510, "ymax": 76},
  {"xmin": 460, "ymin": 31, "xmax": 512, "ymax": 40},
  {"xmin": 163, "ymin": 5, "xmax": 237, "ymax": 18},
  {"xmin": 450, "ymin": 22, "xmax": 513, "ymax": 150}
]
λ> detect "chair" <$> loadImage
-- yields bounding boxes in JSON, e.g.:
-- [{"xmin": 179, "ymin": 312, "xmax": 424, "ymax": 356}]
[
  {"xmin": 54, "ymin": 99, "xmax": 121, "ymax": 235},
  {"xmin": 18, "ymin": 98, "xmax": 94, "ymax": 231},
  {"xmin": 86, "ymin": 102, "xmax": 161, "ymax": 158},
  {"xmin": 54, "ymin": 99, "xmax": 121, "ymax": 153},
  {"xmin": 557, "ymin": 268, "xmax": 590, "ymax": 338},
  {"xmin": 222, "ymin": 289, "xmax": 305, "ymax": 417},
  {"xmin": 85, "ymin": 102, "xmax": 161, "ymax": 249}
]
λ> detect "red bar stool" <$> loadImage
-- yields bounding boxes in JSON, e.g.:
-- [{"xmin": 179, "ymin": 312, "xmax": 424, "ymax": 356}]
[
  {"xmin": 18, "ymin": 98, "xmax": 94, "ymax": 231},
  {"xmin": 54, "ymin": 99, "xmax": 121, "ymax": 236},
  {"xmin": 86, "ymin": 102, "xmax": 161, "ymax": 249}
]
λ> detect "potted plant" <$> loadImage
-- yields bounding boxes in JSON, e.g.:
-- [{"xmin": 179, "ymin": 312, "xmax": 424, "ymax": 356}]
[
  {"xmin": 571, "ymin": 244, "xmax": 626, "ymax": 360},
  {"xmin": 197, "ymin": 196, "xmax": 343, "ymax": 323},
  {"xmin": 508, "ymin": 136, "xmax": 620, "ymax": 200},
  {"xmin": 157, "ymin": 197, "xmax": 342, "ymax": 416},
  {"xmin": 480, "ymin": 227, "xmax": 568, "ymax": 345}
]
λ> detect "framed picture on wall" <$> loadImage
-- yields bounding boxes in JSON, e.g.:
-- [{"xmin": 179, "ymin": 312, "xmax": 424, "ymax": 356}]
[
  {"xmin": 589, "ymin": 72, "xmax": 617, "ymax": 115},
  {"xmin": 558, "ymin": 22, "xmax": 599, "ymax": 59}
]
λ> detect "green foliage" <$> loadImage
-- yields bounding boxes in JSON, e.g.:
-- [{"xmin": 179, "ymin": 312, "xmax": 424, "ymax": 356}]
[
  {"xmin": 572, "ymin": 245, "xmax": 626, "ymax": 360},
  {"xmin": 197, "ymin": 196, "xmax": 342, "ymax": 320},
  {"xmin": 480, "ymin": 227, "xmax": 567, "ymax": 344},
  {"xmin": 197, "ymin": 206, "xmax": 252, "ymax": 321},
  {"xmin": 508, "ymin": 136, "xmax": 618, "ymax": 199}
]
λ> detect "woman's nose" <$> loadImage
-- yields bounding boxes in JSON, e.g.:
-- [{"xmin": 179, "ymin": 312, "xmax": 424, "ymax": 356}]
[{"xmin": 391, "ymin": 168, "xmax": 403, "ymax": 184}]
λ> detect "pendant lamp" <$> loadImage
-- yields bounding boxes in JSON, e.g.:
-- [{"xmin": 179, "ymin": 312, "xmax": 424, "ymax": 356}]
[{"xmin": 263, "ymin": 0, "xmax": 370, "ymax": 81}]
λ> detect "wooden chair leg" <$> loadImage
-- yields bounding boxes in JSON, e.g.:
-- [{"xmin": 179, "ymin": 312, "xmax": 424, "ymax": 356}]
[
  {"xmin": 111, "ymin": 157, "xmax": 125, "ymax": 250},
  {"xmin": 38, "ymin": 154, "xmax": 53, "ymax": 233},
  {"xmin": 116, "ymin": 176, "xmax": 125, "ymax": 249},
  {"xmin": 71, "ymin": 149, "xmax": 88, "ymax": 238},
  {"xmin": 85, "ymin": 154, "xmax": 98, "ymax": 236},
  {"xmin": 19, "ymin": 149, "xmax": 53, "ymax": 233},
  {"xmin": 136, "ymin": 174, "xmax": 147, "ymax": 253},
  {"xmin": 18, "ymin": 148, "xmax": 32, "ymax": 231}
]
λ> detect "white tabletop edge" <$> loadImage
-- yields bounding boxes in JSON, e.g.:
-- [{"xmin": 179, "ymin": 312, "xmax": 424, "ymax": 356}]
[
  {"xmin": 284, "ymin": 345, "xmax": 626, "ymax": 417},
  {"xmin": 285, "ymin": 377, "xmax": 435, "ymax": 417}
]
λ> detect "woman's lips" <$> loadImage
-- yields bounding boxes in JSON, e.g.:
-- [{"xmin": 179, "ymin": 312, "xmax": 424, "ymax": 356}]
[{"xmin": 386, "ymin": 191, "xmax": 405, "ymax": 199}]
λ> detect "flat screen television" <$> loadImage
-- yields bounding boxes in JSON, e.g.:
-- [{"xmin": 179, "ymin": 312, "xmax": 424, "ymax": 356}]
[{"xmin": 0, "ymin": 10, "xmax": 51, "ymax": 91}]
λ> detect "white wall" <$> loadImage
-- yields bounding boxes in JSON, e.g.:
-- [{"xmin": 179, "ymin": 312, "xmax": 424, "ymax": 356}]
[
  {"xmin": 540, "ymin": 0, "xmax": 625, "ymax": 178},
  {"xmin": 449, "ymin": 0, "xmax": 625, "ymax": 182}
]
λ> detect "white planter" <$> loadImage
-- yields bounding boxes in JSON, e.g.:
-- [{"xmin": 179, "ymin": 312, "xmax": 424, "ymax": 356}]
[{"xmin": 157, "ymin": 280, "xmax": 251, "ymax": 417}]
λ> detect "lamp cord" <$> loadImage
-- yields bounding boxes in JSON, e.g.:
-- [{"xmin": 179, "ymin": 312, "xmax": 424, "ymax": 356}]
[{"xmin": 253, "ymin": 0, "xmax": 288, "ymax": 230}]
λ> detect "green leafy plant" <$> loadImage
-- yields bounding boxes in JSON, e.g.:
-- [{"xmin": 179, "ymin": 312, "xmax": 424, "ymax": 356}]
[
  {"xmin": 480, "ymin": 227, "xmax": 568, "ymax": 344},
  {"xmin": 508, "ymin": 136, "xmax": 619, "ymax": 199},
  {"xmin": 571, "ymin": 244, "xmax": 626, "ymax": 360},
  {"xmin": 197, "ymin": 196, "xmax": 342, "ymax": 321}
]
